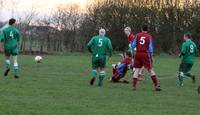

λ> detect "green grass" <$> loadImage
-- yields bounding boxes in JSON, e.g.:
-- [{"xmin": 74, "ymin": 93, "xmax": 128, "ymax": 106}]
[{"xmin": 0, "ymin": 54, "xmax": 199, "ymax": 115}]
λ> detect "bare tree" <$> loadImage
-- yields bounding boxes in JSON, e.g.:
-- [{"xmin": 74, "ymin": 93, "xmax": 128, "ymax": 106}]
[{"xmin": 17, "ymin": 4, "xmax": 38, "ymax": 54}]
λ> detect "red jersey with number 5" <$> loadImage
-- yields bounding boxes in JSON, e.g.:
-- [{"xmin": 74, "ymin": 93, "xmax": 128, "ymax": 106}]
[{"xmin": 133, "ymin": 32, "xmax": 153, "ymax": 53}]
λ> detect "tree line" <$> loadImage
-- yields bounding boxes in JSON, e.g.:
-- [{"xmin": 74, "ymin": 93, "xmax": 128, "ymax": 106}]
[{"xmin": 1, "ymin": 0, "xmax": 200, "ymax": 54}]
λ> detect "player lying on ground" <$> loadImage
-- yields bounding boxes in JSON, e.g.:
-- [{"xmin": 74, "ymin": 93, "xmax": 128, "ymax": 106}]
[
  {"xmin": 0, "ymin": 18, "xmax": 20, "ymax": 79},
  {"xmin": 124, "ymin": 27, "xmax": 144, "ymax": 80},
  {"xmin": 110, "ymin": 51, "xmax": 132, "ymax": 83},
  {"xmin": 178, "ymin": 33, "xmax": 197, "ymax": 86},
  {"xmin": 132, "ymin": 24, "xmax": 161, "ymax": 91},
  {"xmin": 87, "ymin": 28, "xmax": 113, "ymax": 87}
]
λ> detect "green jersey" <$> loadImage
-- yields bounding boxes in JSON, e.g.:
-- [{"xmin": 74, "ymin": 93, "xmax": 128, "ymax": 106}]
[
  {"xmin": 181, "ymin": 39, "xmax": 197, "ymax": 64},
  {"xmin": 1, "ymin": 25, "xmax": 20, "ymax": 50},
  {"xmin": 87, "ymin": 35, "xmax": 113, "ymax": 57}
]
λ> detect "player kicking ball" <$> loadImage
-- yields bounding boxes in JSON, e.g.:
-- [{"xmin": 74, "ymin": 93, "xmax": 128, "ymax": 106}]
[
  {"xmin": 178, "ymin": 33, "xmax": 197, "ymax": 86},
  {"xmin": 87, "ymin": 28, "xmax": 113, "ymax": 87},
  {"xmin": 0, "ymin": 18, "xmax": 20, "ymax": 79},
  {"xmin": 131, "ymin": 24, "xmax": 161, "ymax": 91}
]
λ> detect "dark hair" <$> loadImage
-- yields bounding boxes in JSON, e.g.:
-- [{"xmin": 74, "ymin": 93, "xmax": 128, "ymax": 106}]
[
  {"xmin": 184, "ymin": 33, "xmax": 192, "ymax": 39},
  {"xmin": 142, "ymin": 24, "xmax": 148, "ymax": 31},
  {"xmin": 125, "ymin": 51, "xmax": 132, "ymax": 57},
  {"xmin": 9, "ymin": 18, "xmax": 16, "ymax": 25}
]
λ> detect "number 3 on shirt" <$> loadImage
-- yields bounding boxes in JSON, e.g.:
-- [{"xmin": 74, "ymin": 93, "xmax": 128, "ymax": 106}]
[
  {"xmin": 140, "ymin": 37, "xmax": 145, "ymax": 45},
  {"xmin": 98, "ymin": 39, "xmax": 103, "ymax": 47},
  {"xmin": 10, "ymin": 31, "xmax": 14, "ymax": 39}
]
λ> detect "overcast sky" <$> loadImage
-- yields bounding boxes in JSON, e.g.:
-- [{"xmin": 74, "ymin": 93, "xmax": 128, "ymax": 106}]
[{"xmin": 0, "ymin": 0, "xmax": 88, "ymax": 21}]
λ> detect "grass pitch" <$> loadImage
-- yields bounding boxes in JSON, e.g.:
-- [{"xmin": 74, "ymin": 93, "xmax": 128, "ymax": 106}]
[{"xmin": 0, "ymin": 54, "xmax": 199, "ymax": 115}]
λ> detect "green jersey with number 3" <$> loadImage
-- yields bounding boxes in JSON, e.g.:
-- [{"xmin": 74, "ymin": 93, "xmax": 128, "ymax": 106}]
[
  {"xmin": 181, "ymin": 39, "xmax": 197, "ymax": 64},
  {"xmin": 87, "ymin": 35, "xmax": 112, "ymax": 57},
  {"xmin": 1, "ymin": 25, "xmax": 20, "ymax": 50}
]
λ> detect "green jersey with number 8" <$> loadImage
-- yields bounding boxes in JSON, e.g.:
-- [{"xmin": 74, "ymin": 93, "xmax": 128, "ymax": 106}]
[
  {"xmin": 2, "ymin": 25, "xmax": 20, "ymax": 50},
  {"xmin": 181, "ymin": 39, "xmax": 197, "ymax": 64},
  {"xmin": 87, "ymin": 35, "xmax": 112, "ymax": 57}
]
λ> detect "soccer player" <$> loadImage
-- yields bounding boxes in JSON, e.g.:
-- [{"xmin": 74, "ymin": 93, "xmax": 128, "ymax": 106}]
[
  {"xmin": 178, "ymin": 33, "xmax": 197, "ymax": 86},
  {"xmin": 124, "ymin": 27, "xmax": 135, "ymax": 55},
  {"xmin": 87, "ymin": 28, "xmax": 113, "ymax": 86},
  {"xmin": 110, "ymin": 51, "xmax": 132, "ymax": 83},
  {"xmin": 124, "ymin": 27, "xmax": 144, "ymax": 81},
  {"xmin": 132, "ymin": 24, "xmax": 161, "ymax": 91},
  {"xmin": 0, "ymin": 18, "xmax": 20, "ymax": 79}
]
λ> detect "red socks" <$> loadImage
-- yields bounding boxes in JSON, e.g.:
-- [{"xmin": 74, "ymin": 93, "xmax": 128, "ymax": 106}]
[
  {"xmin": 151, "ymin": 75, "xmax": 159, "ymax": 87},
  {"xmin": 132, "ymin": 78, "xmax": 138, "ymax": 88}
]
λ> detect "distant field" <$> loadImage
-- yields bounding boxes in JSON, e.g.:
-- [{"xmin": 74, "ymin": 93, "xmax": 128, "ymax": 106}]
[{"xmin": 0, "ymin": 54, "xmax": 199, "ymax": 115}]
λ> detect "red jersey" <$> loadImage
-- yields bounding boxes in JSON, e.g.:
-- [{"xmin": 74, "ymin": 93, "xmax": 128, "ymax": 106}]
[
  {"xmin": 132, "ymin": 32, "xmax": 153, "ymax": 53},
  {"xmin": 128, "ymin": 34, "xmax": 135, "ymax": 43},
  {"xmin": 122, "ymin": 57, "xmax": 132, "ymax": 65}
]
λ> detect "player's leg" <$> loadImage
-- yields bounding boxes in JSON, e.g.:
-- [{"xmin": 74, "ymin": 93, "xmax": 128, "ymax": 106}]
[
  {"xmin": 132, "ymin": 53, "xmax": 142, "ymax": 90},
  {"xmin": 98, "ymin": 68, "xmax": 105, "ymax": 86},
  {"xmin": 149, "ymin": 68, "xmax": 161, "ymax": 91},
  {"xmin": 139, "ymin": 66, "xmax": 144, "ymax": 76},
  {"xmin": 4, "ymin": 50, "xmax": 11, "ymax": 76},
  {"xmin": 12, "ymin": 55, "xmax": 19, "ymax": 79},
  {"xmin": 145, "ymin": 54, "xmax": 161, "ymax": 91},
  {"xmin": 132, "ymin": 68, "xmax": 140, "ymax": 90},
  {"xmin": 138, "ymin": 67, "xmax": 144, "ymax": 81},
  {"xmin": 178, "ymin": 63, "xmax": 185, "ymax": 86},
  {"xmin": 183, "ymin": 64, "xmax": 195, "ymax": 83},
  {"xmin": 4, "ymin": 56, "xmax": 11, "ymax": 76},
  {"xmin": 90, "ymin": 56, "xmax": 98, "ymax": 85},
  {"xmin": 12, "ymin": 48, "xmax": 20, "ymax": 79},
  {"xmin": 98, "ymin": 56, "xmax": 106, "ymax": 86},
  {"xmin": 90, "ymin": 69, "xmax": 98, "ymax": 85}
]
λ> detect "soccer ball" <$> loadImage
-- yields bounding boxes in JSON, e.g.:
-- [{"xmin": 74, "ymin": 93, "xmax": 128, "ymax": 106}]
[{"xmin": 35, "ymin": 56, "xmax": 43, "ymax": 63}]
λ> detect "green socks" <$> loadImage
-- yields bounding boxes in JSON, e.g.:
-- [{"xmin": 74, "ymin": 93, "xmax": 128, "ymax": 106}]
[
  {"xmin": 14, "ymin": 63, "xmax": 19, "ymax": 76},
  {"xmin": 178, "ymin": 71, "xmax": 194, "ymax": 86},
  {"xmin": 98, "ymin": 71, "xmax": 105, "ymax": 86},
  {"xmin": 5, "ymin": 60, "xmax": 11, "ymax": 70},
  {"xmin": 92, "ymin": 70, "xmax": 97, "ymax": 78},
  {"xmin": 178, "ymin": 72, "xmax": 184, "ymax": 86},
  {"xmin": 91, "ymin": 70, "xmax": 105, "ymax": 86}
]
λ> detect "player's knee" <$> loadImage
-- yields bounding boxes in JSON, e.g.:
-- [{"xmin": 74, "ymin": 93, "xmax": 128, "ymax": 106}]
[
  {"xmin": 149, "ymin": 68, "xmax": 156, "ymax": 76},
  {"xmin": 13, "ymin": 56, "xmax": 18, "ymax": 63},
  {"xmin": 133, "ymin": 68, "xmax": 140, "ymax": 78},
  {"xmin": 5, "ymin": 60, "xmax": 11, "ymax": 64}
]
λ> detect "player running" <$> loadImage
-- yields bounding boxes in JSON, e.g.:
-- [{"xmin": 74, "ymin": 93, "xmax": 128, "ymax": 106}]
[
  {"xmin": 131, "ymin": 24, "xmax": 161, "ymax": 91},
  {"xmin": 178, "ymin": 33, "xmax": 197, "ymax": 86},
  {"xmin": 87, "ymin": 28, "xmax": 113, "ymax": 87},
  {"xmin": 0, "ymin": 18, "xmax": 20, "ymax": 79}
]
